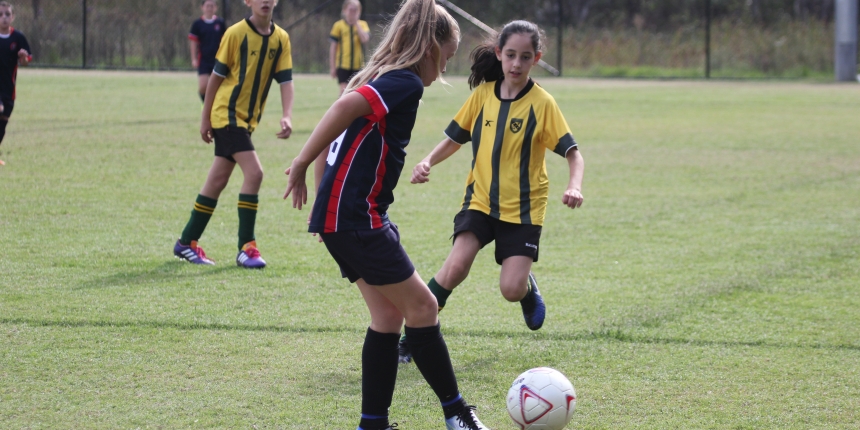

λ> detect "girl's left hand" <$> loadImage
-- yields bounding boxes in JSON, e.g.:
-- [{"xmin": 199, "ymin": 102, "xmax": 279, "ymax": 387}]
[
  {"xmin": 562, "ymin": 189, "xmax": 583, "ymax": 209},
  {"xmin": 277, "ymin": 117, "xmax": 292, "ymax": 139}
]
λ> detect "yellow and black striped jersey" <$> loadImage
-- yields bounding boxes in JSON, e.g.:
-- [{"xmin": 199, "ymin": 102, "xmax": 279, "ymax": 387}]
[
  {"xmin": 211, "ymin": 18, "xmax": 292, "ymax": 132},
  {"xmin": 444, "ymin": 79, "xmax": 577, "ymax": 226},
  {"xmin": 329, "ymin": 19, "xmax": 369, "ymax": 70}
]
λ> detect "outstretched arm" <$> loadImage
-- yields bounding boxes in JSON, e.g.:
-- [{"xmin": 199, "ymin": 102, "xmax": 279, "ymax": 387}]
[
  {"xmin": 284, "ymin": 91, "xmax": 373, "ymax": 209},
  {"xmin": 411, "ymin": 137, "xmax": 461, "ymax": 184},
  {"xmin": 562, "ymin": 148, "xmax": 585, "ymax": 209}
]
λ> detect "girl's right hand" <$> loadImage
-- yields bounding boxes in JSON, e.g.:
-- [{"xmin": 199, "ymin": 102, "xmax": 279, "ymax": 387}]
[
  {"xmin": 200, "ymin": 118, "xmax": 213, "ymax": 143},
  {"xmin": 284, "ymin": 160, "xmax": 309, "ymax": 210},
  {"xmin": 411, "ymin": 160, "xmax": 431, "ymax": 183}
]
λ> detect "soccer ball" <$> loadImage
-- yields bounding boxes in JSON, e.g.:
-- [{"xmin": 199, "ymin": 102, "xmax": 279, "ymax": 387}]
[{"xmin": 506, "ymin": 367, "xmax": 576, "ymax": 430}]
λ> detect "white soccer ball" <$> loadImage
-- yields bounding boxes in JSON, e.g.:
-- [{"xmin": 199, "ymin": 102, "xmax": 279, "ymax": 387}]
[{"xmin": 506, "ymin": 367, "xmax": 576, "ymax": 430}]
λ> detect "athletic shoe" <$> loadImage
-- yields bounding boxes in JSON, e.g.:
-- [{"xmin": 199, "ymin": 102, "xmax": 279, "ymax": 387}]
[
  {"xmin": 520, "ymin": 272, "xmax": 545, "ymax": 330},
  {"xmin": 236, "ymin": 240, "xmax": 266, "ymax": 269},
  {"xmin": 174, "ymin": 240, "xmax": 215, "ymax": 265},
  {"xmin": 356, "ymin": 424, "xmax": 398, "ymax": 430},
  {"xmin": 397, "ymin": 334, "xmax": 412, "ymax": 364},
  {"xmin": 445, "ymin": 405, "xmax": 489, "ymax": 430}
]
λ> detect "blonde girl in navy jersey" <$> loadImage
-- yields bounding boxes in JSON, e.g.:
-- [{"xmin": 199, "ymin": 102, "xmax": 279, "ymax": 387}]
[
  {"xmin": 284, "ymin": 1, "xmax": 488, "ymax": 429},
  {"xmin": 399, "ymin": 20, "xmax": 585, "ymax": 363},
  {"xmin": 329, "ymin": 0, "xmax": 370, "ymax": 96}
]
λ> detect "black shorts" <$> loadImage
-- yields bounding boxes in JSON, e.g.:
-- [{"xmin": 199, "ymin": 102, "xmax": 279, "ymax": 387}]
[
  {"xmin": 0, "ymin": 99, "xmax": 14, "ymax": 119},
  {"xmin": 198, "ymin": 60, "xmax": 215, "ymax": 76},
  {"xmin": 453, "ymin": 210, "xmax": 542, "ymax": 265},
  {"xmin": 212, "ymin": 126, "xmax": 255, "ymax": 162},
  {"xmin": 336, "ymin": 68, "xmax": 360, "ymax": 84},
  {"xmin": 319, "ymin": 223, "xmax": 416, "ymax": 285}
]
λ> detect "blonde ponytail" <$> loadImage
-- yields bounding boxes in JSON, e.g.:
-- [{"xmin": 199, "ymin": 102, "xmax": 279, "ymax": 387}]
[{"xmin": 345, "ymin": 0, "xmax": 459, "ymax": 92}]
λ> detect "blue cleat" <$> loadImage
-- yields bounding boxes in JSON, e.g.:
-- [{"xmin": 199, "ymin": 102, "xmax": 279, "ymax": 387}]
[
  {"xmin": 520, "ymin": 272, "xmax": 545, "ymax": 330},
  {"xmin": 174, "ymin": 240, "xmax": 215, "ymax": 265},
  {"xmin": 236, "ymin": 240, "xmax": 266, "ymax": 269}
]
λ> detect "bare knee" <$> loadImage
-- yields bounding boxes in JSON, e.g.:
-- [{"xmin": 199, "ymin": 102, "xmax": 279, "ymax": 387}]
[
  {"xmin": 499, "ymin": 276, "xmax": 528, "ymax": 302},
  {"xmin": 371, "ymin": 308, "xmax": 405, "ymax": 333},
  {"xmin": 244, "ymin": 167, "xmax": 264, "ymax": 187},
  {"xmin": 438, "ymin": 259, "xmax": 471, "ymax": 288},
  {"xmin": 404, "ymin": 295, "xmax": 439, "ymax": 327}
]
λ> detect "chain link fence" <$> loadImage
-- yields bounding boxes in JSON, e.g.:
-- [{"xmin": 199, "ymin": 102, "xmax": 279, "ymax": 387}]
[{"xmin": 11, "ymin": 0, "xmax": 857, "ymax": 78}]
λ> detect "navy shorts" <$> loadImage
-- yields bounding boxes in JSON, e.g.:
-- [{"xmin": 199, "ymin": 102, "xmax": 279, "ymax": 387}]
[
  {"xmin": 320, "ymin": 223, "xmax": 416, "ymax": 285},
  {"xmin": 212, "ymin": 126, "xmax": 255, "ymax": 162},
  {"xmin": 453, "ymin": 210, "xmax": 542, "ymax": 265},
  {"xmin": 336, "ymin": 68, "xmax": 360, "ymax": 84},
  {"xmin": 198, "ymin": 60, "xmax": 216, "ymax": 76}
]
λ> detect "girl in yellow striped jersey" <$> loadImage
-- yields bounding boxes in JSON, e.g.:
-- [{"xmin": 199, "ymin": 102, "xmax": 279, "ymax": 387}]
[
  {"xmin": 173, "ymin": 0, "xmax": 293, "ymax": 269},
  {"xmin": 329, "ymin": 0, "xmax": 370, "ymax": 96},
  {"xmin": 402, "ymin": 21, "xmax": 585, "ymax": 359}
]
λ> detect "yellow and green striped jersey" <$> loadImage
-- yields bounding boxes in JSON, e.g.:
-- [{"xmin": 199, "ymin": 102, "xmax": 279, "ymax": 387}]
[
  {"xmin": 444, "ymin": 79, "xmax": 577, "ymax": 226},
  {"xmin": 211, "ymin": 19, "xmax": 292, "ymax": 132},
  {"xmin": 329, "ymin": 19, "xmax": 369, "ymax": 70}
]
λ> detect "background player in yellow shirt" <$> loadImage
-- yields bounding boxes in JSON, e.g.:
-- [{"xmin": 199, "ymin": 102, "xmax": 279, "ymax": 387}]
[
  {"xmin": 173, "ymin": 0, "xmax": 294, "ymax": 269},
  {"xmin": 400, "ymin": 20, "xmax": 585, "ymax": 363},
  {"xmin": 329, "ymin": 0, "xmax": 370, "ymax": 96}
]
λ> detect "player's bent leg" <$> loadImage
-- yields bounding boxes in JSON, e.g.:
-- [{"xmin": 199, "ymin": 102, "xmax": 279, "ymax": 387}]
[
  {"xmin": 435, "ymin": 232, "xmax": 482, "ymax": 290},
  {"xmin": 199, "ymin": 156, "xmax": 236, "ymax": 198},
  {"xmin": 232, "ymin": 150, "xmax": 264, "ymax": 195},
  {"xmin": 500, "ymin": 256, "xmax": 544, "ymax": 330},
  {"xmin": 400, "ymin": 235, "xmax": 482, "ymax": 364}
]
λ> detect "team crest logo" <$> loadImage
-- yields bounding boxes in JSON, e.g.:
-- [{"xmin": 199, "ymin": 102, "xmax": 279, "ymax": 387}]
[
  {"xmin": 215, "ymin": 24, "xmax": 221, "ymax": 31},
  {"xmin": 510, "ymin": 118, "xmax": 523, "ymax": 133},
  {"xmin": 268, "ymin": 49, "xmax": 277, "ymax": 60},
  {"xmin": 9, "ymin": 42, "xmax": 16, "ymax": 51}
]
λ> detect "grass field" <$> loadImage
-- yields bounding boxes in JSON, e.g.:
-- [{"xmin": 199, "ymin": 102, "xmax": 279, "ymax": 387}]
[{"xmin": 1, "ymin": 69, "xmax": 859, "ymax": 429}]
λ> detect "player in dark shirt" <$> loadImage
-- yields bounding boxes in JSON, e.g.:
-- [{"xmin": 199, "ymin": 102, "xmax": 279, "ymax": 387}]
[
  {"xmin": 0, "ymin": 1, "xmax": 31, "ymax": 166},
  {"xmin": 188, "ymin": 0, "xmax": 226, "ymax": 102}
]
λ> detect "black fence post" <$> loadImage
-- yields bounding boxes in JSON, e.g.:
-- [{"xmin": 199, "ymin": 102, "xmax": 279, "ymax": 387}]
[
  {"xmin": 82, "ymin": 0, "xmax": 87, "ymax": 68},
  {"xmin": 557, "ymin": 0, "xmax": 563, "ymax": 76},
  {"xmin": 705, "ymin": 0, "xmax": 711, "ymax": 78}
]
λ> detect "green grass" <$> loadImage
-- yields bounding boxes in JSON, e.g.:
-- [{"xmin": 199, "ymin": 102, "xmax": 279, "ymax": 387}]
[{"xmin": 2, "ymin": 70, "xmax": 859, "ymax": 428}]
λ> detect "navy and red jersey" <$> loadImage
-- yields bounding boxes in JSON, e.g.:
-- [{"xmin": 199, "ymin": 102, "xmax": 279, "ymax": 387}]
[
  {"xmin": 309, "ymin": 69, "xmax": 424, "ymax": 233},
  {"xmin": 0, "ymin": 28, "xmax": 30, "ymax": 101},
  {"xmin": 188, "ymin": 16, "xmax": 226, "ymax": 66}
]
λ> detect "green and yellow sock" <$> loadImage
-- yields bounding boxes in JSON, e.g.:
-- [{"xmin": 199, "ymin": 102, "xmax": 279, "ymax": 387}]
[
  {"xmin": 428, "ymin": 277, "xmax": 453, "ymax": 312},
  {"xmin": 180, "ymin": 194, "xmax": 218, "ymax": 245},
  {"xmin": 237, "ymin": 193, "xmax": 259, "ymax": 250}
]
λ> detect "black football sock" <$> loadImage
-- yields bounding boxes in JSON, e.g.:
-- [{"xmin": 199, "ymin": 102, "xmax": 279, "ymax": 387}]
[
  {"xmin": 360, "ymin": 328, "xmax": 399, "ymax": 428},
  {"xmin": 404, "ymin": 323, "xmax": 462, "ymax": 418}
]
